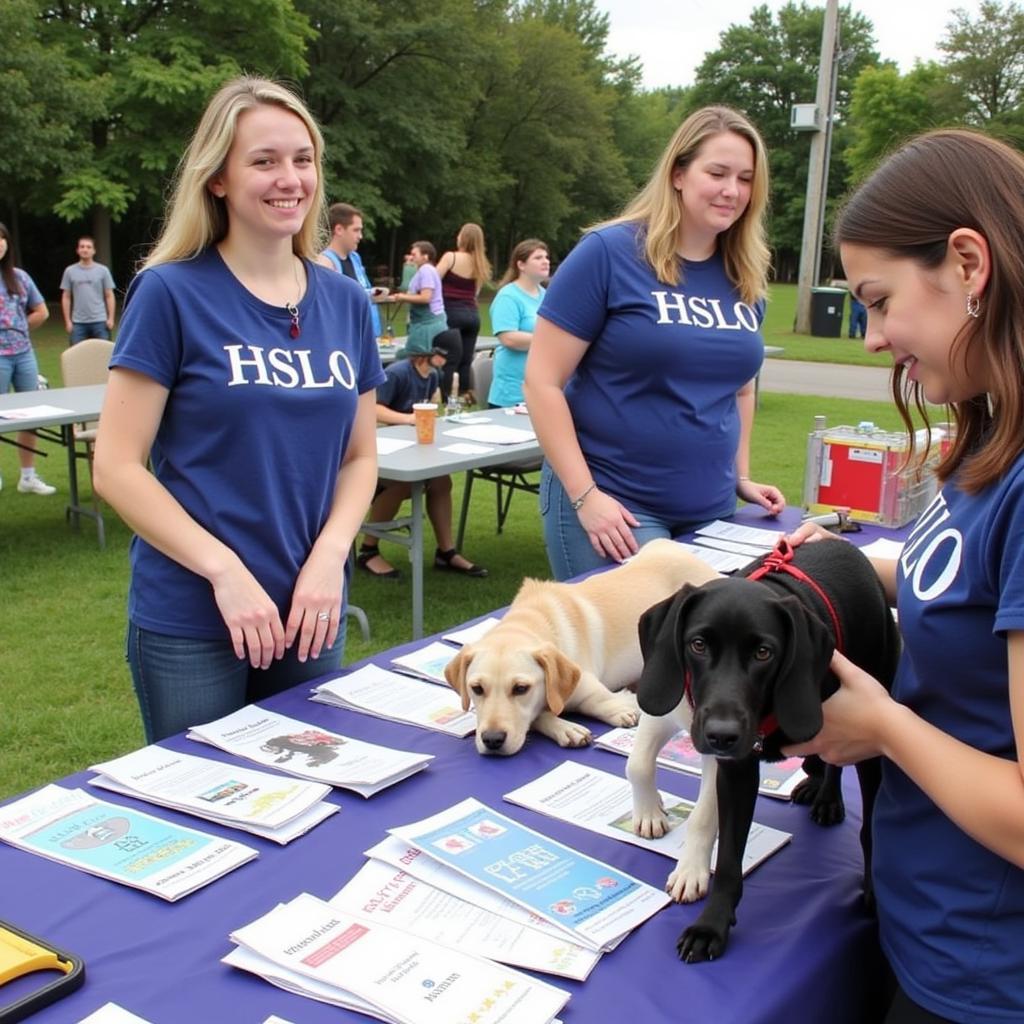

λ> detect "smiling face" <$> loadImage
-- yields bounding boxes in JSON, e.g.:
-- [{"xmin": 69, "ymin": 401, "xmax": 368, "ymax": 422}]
[
  {"xmin": 673, "ymin": 131, "xmax": 754, "ymax": 250},
  {"xmin": 208, "ymin": 103, "xmax": 316, "ymax": 247},
  {"xmin": 841, "ymin": 242, "xmax": 990, "ymax": 405}
]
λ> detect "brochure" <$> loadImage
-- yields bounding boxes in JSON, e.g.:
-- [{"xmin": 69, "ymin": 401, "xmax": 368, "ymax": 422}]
[
  {"xmin": 442, "ymin": 616, "xmax": 502, "ymax": 646},
  {"xmin": 444, "ymin": 424, "xmax": 536, "ymax": 445},
  {"xmin": 76, "ymin": 1005, "xmax": 153, "ymax": 1024},
  {"xmin": 694, "ymin": 519, "xmax": 783, "ymax": 548},
  {"xmin": 88, "ymin": 745, "xmax": 338, "ymax": 843},
  {"xmin": 364, "ymin": 835, "xmax": 603, "ymax": 949},
  {"xmin": 503, "ymin": 761, "xmax": 791, "ymax": 875},
  {"xmin": 674, "ymin": 541, "xmax": 752, "ymax": 574},
  {"xmin": 594, "ymin": 726, "xmax": 809, "ymax": 799},
  {"xmin": 329, "ymin": 859, "xmax": 601, "ymax": 980},
  {"xmin": 229, "ymin": 891, "xmax": 570, "ymax": 1024},
  {"xmin": 187, "ymin": 705, "xmax": 432, "ymax": 798},
  {"xmin": 389, "ymin": 641, "xmax": 459, "ymax": 686},
  {"xmin": 0, "ymin": 784, "xmax": 256, "ymax": 901},
  {"xmin": 0, "ymin": 403, "xmax": 74, "ymax": 420},
  {"xmin": 310, "ymin": 664, "xmax": 475, "ymax": 737},
  {"xmin": 388, "ymin": 798, "xmax": 671, "ymax": 952}
]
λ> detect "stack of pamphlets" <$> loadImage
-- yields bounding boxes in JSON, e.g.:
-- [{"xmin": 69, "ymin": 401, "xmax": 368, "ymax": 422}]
[
  {"xmin": 684, "ymin": 519, "xmax": 783, "ymax": 572},
  {"xmin": 442, "ymin": 616, "xmax": 501, "ymax": 646},
  {"xmin": 310, "ymin": 664, "xmax": 475, "ymax": 737},
  {"xmin": 0, "ymin": 785, "xmax": 256, "ymax": 901},
  {"xmin": 383, "ymin": 798, "xmax": 671, "ymax": 954},
  {"xmin": 187, "ymin": 706, "xmax": 432, "ymax": 797},
  {"xmin": 88, "ymin": 745, "xmax": 339, "ymax": 843},
  {"xmin": 388, "ymin": 641, "xmax": 458, "ymax": 686},
  {"xmin": 224, "ymin": 891, "xmax": 569, "ymax": 1023},
  {"xmin": 594, "ymin": 726, "xmax": 809, "ymax": 800},
  {"xmin": 503, "ymin": 762, "xmax": 792, "ymax": 871}
]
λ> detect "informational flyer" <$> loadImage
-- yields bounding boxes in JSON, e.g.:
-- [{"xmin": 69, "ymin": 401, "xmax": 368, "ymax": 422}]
[
  {"xmin": 672, "ymin": 541, "xmax": 752, "ymax": 574},
  {"xmin": 230, "ymin": 892, "xmax": 569, "ymax": 1024},
  {"xmin": 311, "ymin": 664, "xmax": 475, "ymax": 737},
  {"xmin": 442, "ymin": 617, "xmax": 502, "ymax": 647},
  {"xmin": 88, "ymin": 745, "xmax": 338, "ymax": 843},
  {"xmin": 329, "ymin": 859, "xmax": 601, "ymax": 980},
  {"xmin": 0, "ymin": 785, "xmax": 256, "ymax": 901},
  {"xmin": 389, "ymin": 641, "xmax": 458, "ymax": 686},
  {"xmin": 594, "ymin": 726, "xmax": 809, "ymax": 799},
  {"xmin": 75, "ymin": 1004, "xmax": 153, "ymax": 1024},
  {"xmin": 187, "ymin": 706, "xmax": 432, "ymax": 797},
  {"xmin": 503, "ymin": 761, "xmax": 791, "ymax": 875},
  {"xmin": 388, "ymin": 798, "xmax": 670, "ymax": 952}
]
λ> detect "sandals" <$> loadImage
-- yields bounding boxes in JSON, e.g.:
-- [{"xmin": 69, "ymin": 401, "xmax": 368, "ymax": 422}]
[
  {"xmin": 356, "ymin": 543, "xmax": 402, "ymax": 580},
  {"xmin": 434, "ymin": 547, "xmax": 488, "ymax": 578}
]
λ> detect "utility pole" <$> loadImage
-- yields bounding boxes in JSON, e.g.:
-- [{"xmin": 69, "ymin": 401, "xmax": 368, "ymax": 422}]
[{"xmin": 794, "ymin": 0, "xmax": 840, "ymax": 334}]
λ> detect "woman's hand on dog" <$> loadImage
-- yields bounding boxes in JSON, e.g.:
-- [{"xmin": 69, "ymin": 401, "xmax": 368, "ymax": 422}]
[
  {"xmin": 782, "ymin": 650, "xmax": 896, "ymax": 765},
  {"xmin": 578, "ymin": 488, "xmax": 641, "ymax": 562}
]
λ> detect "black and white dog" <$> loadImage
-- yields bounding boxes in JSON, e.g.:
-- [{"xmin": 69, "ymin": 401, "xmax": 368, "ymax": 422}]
[{"xmin": 627, "ymin": 538, "xmax": 900, "ymax": 962}]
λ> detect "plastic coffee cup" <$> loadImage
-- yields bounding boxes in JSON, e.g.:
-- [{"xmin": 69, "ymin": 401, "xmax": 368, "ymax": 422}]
[{"xmin": 413, "ymin": 402, "xmax": 438, "ymax": 444}]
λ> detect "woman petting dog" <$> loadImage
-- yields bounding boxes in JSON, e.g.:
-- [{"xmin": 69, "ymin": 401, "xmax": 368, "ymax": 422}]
[
  {"xmin": 786, "ymin": 131, "xmax": 1024, "ymax": 1023},
  {"xmin": 524, "ymin": 106, "xmax": 784, "ymax": 581},
  {"xmin": 93, "ymin": 78, "xmax": 383, "ymax": 742}
]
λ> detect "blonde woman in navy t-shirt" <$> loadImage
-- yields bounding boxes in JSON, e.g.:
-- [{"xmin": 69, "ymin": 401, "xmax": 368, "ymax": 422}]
[
  {"xmin": 524, "ymin": 106, "xmax": 784, "ymax": 580},
  {"xmin": 94, "ymin": 77, "xmax": 384, "ymax": 741}
]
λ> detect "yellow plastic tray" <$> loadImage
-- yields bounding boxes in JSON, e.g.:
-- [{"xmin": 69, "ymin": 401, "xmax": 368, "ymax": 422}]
[{"xmin": 0, "ymin": 921, "xmax": 84, "ymax": 1023}]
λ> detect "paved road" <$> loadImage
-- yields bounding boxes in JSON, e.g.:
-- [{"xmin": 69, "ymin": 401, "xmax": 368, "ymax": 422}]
[{"xmin": 760, "ymin": 358, "xmax": 892, "ymax": 402}]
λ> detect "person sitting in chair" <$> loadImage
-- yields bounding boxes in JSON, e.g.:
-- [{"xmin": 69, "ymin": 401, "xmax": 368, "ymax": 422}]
[{"xmin": 357, "ymin": 348, "xmax": 488, "ymax": 580}]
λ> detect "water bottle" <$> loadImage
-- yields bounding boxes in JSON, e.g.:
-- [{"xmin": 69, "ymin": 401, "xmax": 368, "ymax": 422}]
[{"xmin": 446, "ymin": 372, "xmax": 461, "ymax": 418}]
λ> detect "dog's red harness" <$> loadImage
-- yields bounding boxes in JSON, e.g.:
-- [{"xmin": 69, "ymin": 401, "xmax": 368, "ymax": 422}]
[{"xmin": 683, "ymin": 538, "xmax": 844, "ymax": 749}]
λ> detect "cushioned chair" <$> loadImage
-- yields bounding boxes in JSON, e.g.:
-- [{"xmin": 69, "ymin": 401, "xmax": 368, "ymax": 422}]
[
  {"xmin": 455, "ymin": 351, "xmax": 542, "ymax": 550},
  {"xmin": 60, "ymin": 338, "xmax": 115, "ymax": 547}
]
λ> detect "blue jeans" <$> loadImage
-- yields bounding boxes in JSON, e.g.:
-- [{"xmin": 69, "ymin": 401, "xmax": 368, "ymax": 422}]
[
  {"xmin": 0, "ymin": 349, "xmax": 41, "ymax": 393},
  {"xmin": 539, "ymin": 461, "xmax": 713, "ymax": 581},
  {"xmin": 126, "ymin": 619, "xmax": 346, "ymax": 742},
  {"xmin": 69, "ymin": 322, "xmax": 110, "ymax": 344}
]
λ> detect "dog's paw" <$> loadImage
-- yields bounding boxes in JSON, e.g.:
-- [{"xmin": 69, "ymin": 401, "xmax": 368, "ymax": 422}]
[
  {"xmin": 607, "ymin": 704, "xmax": 640, "ymax": 728},
  {"xmin": 665, "ymin": 860, "xmax": 711, "ymax": 903},
  {"xmin": 677, "ymin": 918, "xmax": 732, "ymax": 963},
  {"xmin": 550, "ymin": 720, "xmax": 593, "ymax": 748},
  {"xmin": 790, "ymin": 775, "xmax": 822, "ymax": 806},
  {"xmin": 809, "ymin": 796, "xmax": 846, "ymax": 826},
  {"xmin": 632, "ymin": 803, "xmax": 669, "ymax": 839}
]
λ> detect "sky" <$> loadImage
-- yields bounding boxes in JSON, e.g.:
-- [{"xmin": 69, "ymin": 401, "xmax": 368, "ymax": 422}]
[{"xmin": 599, "ymin": 0, "xmax": 984, "ymax": 90}]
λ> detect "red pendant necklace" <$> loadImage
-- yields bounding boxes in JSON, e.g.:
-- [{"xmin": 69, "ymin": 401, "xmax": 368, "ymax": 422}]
[{"xmin": 287, "ymin": 257, "xmax": 302, "ymax": 338}]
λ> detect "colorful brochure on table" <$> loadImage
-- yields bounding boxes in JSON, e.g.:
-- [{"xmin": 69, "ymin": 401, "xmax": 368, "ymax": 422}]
[
  {"xmin": 310, "ymin": 664, "xmax": 475, "ymax": 737},
  {"xmin": 186, "ymin": 705, "xmax": 432, "ymax": 797},
  {"xmin": 228, "ymin": 891, "xmax": 569, "ymax": 1024},
  {"xmin": 389, "ymin": 641, "xmax": 458, "ymax": 686},
  {"xmin": 387, "ymin": 798, "xmax": 670, "ymax": 953},
  {"xmin": 364, "ymin": 835, "xmax": 605, "ymax": 949},
  {"xmin": 329, "ymin": 859, "xmax": 601, "ymax": 980},
  {"xmin": 87, "ymin": 744, "xmax": 338, "ymax": 844},
  {"xmin": 594, "ymin": 726, "xmax": 809, "ymax": 799},
  {"xmin": 503, "ymin": 761, "xmax": 791, "ymax": 874},
  {"xmin": 0, "ymin": 784, "xmax": 256, "ymax": 901}
]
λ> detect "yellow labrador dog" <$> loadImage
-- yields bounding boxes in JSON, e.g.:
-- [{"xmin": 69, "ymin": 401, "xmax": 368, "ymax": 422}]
[{"xmin": 444, "ymin": 539, "xmax": 720, "ymax": 756}]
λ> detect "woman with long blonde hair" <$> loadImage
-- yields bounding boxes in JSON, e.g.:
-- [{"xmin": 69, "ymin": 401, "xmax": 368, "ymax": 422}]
[
  {"xmin": 524, "ymin": 106, "xmax": 783, "ymax": 580},
  {"xmin": 94, "ymin": 76, "xmax": 384, "ymax": 741},
  {"xmin": 437, "ymin": 222, "xmax": 492, "ymax": 401}
]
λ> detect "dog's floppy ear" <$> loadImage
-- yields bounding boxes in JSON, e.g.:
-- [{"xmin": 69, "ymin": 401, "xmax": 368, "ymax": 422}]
[
  {"xmin": 636, "ymin": 584, "xmax": 703, "ymax": 717},
  {"xmin": 771, "ymin": 594, "xmax": 834, "ymax": 742},
  {"xmin": 443, "ymin": 645, "xmax": 475, "ymax": 711},
  {"xmin": 533, "ymin": 644, "xmax": 581, "ymax": 716}
]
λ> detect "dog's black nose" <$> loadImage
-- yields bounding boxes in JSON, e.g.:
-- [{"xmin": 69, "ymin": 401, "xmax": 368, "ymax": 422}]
[
  {"xmin": 704, "ymin": 718, "xmax": 741, "ymax": 755},
  {"xmin": 481, "ymin": 730, "xmax": 507, "ymax": 751}
]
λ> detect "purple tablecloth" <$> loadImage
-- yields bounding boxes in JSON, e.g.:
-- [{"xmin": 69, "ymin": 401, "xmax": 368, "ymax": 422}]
[{"xmin": 1, "ymin": 507, "xmax": 902, "ymax": 1023}]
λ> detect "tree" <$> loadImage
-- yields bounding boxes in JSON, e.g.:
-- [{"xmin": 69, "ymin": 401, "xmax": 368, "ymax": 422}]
[
  {"xmin": 939, "ymin": 0, "xmax": 1024, "ymax": 123},
  {"xmin": 687, "ymin": 3, "xmax": 879, "ymax": 280},
  {"xmin": 35, "ymin": 0, "xmax": 312, "ymax": 262}
]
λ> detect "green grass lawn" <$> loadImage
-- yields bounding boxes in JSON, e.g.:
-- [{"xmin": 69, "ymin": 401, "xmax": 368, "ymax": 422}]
[{"xmin": 0, "ymin": 308, "xmax": 902, "ymax": 800}]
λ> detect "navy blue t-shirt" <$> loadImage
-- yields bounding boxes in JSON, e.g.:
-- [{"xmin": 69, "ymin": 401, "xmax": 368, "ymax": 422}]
[
  {"xmin": 112, "ymin": 249, "xmax": 386, "ymax": 639},
  {"xmin": 876, "ymin": 459, "xmax": 1024, "ymax": 1020},
  {"xmin": 537, "ymin": 222, "xmax": 765, "ymax": 524},
  {"xmin": 377, "ymin": 358, "xmax": 440, "ymax": 413}
]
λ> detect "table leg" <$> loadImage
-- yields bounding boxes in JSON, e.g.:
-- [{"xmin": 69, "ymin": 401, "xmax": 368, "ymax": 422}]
[
  {"xmin": 64, "ymin": 424, "xmax": 81, "ymax": 530},
  {"xmin": 410, "ymin": 480, "xmax": 424, "ymax": 639}
]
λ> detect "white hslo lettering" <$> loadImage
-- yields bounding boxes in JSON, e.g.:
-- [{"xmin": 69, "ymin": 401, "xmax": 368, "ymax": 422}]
[{"xmin": 224, "ymin": 344, "xmax": 357, "ymax": 389}]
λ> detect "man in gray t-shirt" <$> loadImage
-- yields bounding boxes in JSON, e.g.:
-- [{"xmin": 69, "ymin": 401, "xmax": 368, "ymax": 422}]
[{"xmin": 60, "ymin": 236, "xmax": 116, "ymax": 345}]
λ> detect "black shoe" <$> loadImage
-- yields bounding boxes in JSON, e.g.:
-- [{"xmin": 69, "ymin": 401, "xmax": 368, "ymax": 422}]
[
  {"xmin": 356, "ymin": 544, "xmax": 402, "ymax": 580},
  {"xmin": 434, "ymin": 547, "xmax": 488, "ymax": 577}
]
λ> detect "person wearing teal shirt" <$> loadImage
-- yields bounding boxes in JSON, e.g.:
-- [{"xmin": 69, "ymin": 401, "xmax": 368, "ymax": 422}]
[{"xmin": 488, "ymin": 239, "xmax": 549, "ymax": 407}]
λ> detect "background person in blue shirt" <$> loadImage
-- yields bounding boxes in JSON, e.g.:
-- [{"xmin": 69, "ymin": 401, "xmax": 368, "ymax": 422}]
[
  {"xmin": 848, "ymin": 293, "xmax": 867, "ymax": 338},
  {"xmin": 488, "ymin": 238, "xmax": 549, "ymax": 408},
  {"xmin": 93, "ymin": 77, "xmax": 383, "ymax": 742},
  {"xmin": 524, "ymin": 106, "xmax": 784, "ymax": 580},
  {"xmin": 356, "ymin": 349, "xmax": 487, "ymax": 580},
  {"xmin": 787, "ymin": 129, "xmax": 1024, "ymax": 1024}
]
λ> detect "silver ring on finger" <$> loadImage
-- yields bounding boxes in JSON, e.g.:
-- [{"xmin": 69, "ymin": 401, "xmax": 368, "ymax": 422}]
[{"xmin": 317, "ymin": 611, "xmax": 330, "ymax": 622}]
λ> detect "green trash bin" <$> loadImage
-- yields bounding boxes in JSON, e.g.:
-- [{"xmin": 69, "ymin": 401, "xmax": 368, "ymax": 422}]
[{"xmin": 810, "ymin": 287, "xmax": 846, "ymax": 337}]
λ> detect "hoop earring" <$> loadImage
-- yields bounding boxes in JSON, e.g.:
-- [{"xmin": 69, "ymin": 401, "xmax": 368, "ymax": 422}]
[{"xmin": 966, "ymin": 293, "xmax": 981, "ymax": 319}]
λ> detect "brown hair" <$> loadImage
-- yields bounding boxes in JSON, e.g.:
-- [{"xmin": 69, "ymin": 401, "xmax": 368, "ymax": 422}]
[
  {"xmin": 835, "ymin": 128, "xmax": 1024, "ymax": 492},
  {"xmin": 328, "ymin": 203, "xmax": 363, "ymax": 229},
  {"xmin": 498, "ymin": 238, "xmax": 548, "ymax": 288},
  {"xmin": 0, "ymin": 223, "xmax": 20, "ymax": 297},
  {"xmin": 455, "ymin": 223, "xmax": 491, "ymax": 287},
  {"xmin": 411, "ymin": 240, "xmax": 436, "ymax": 263}
]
